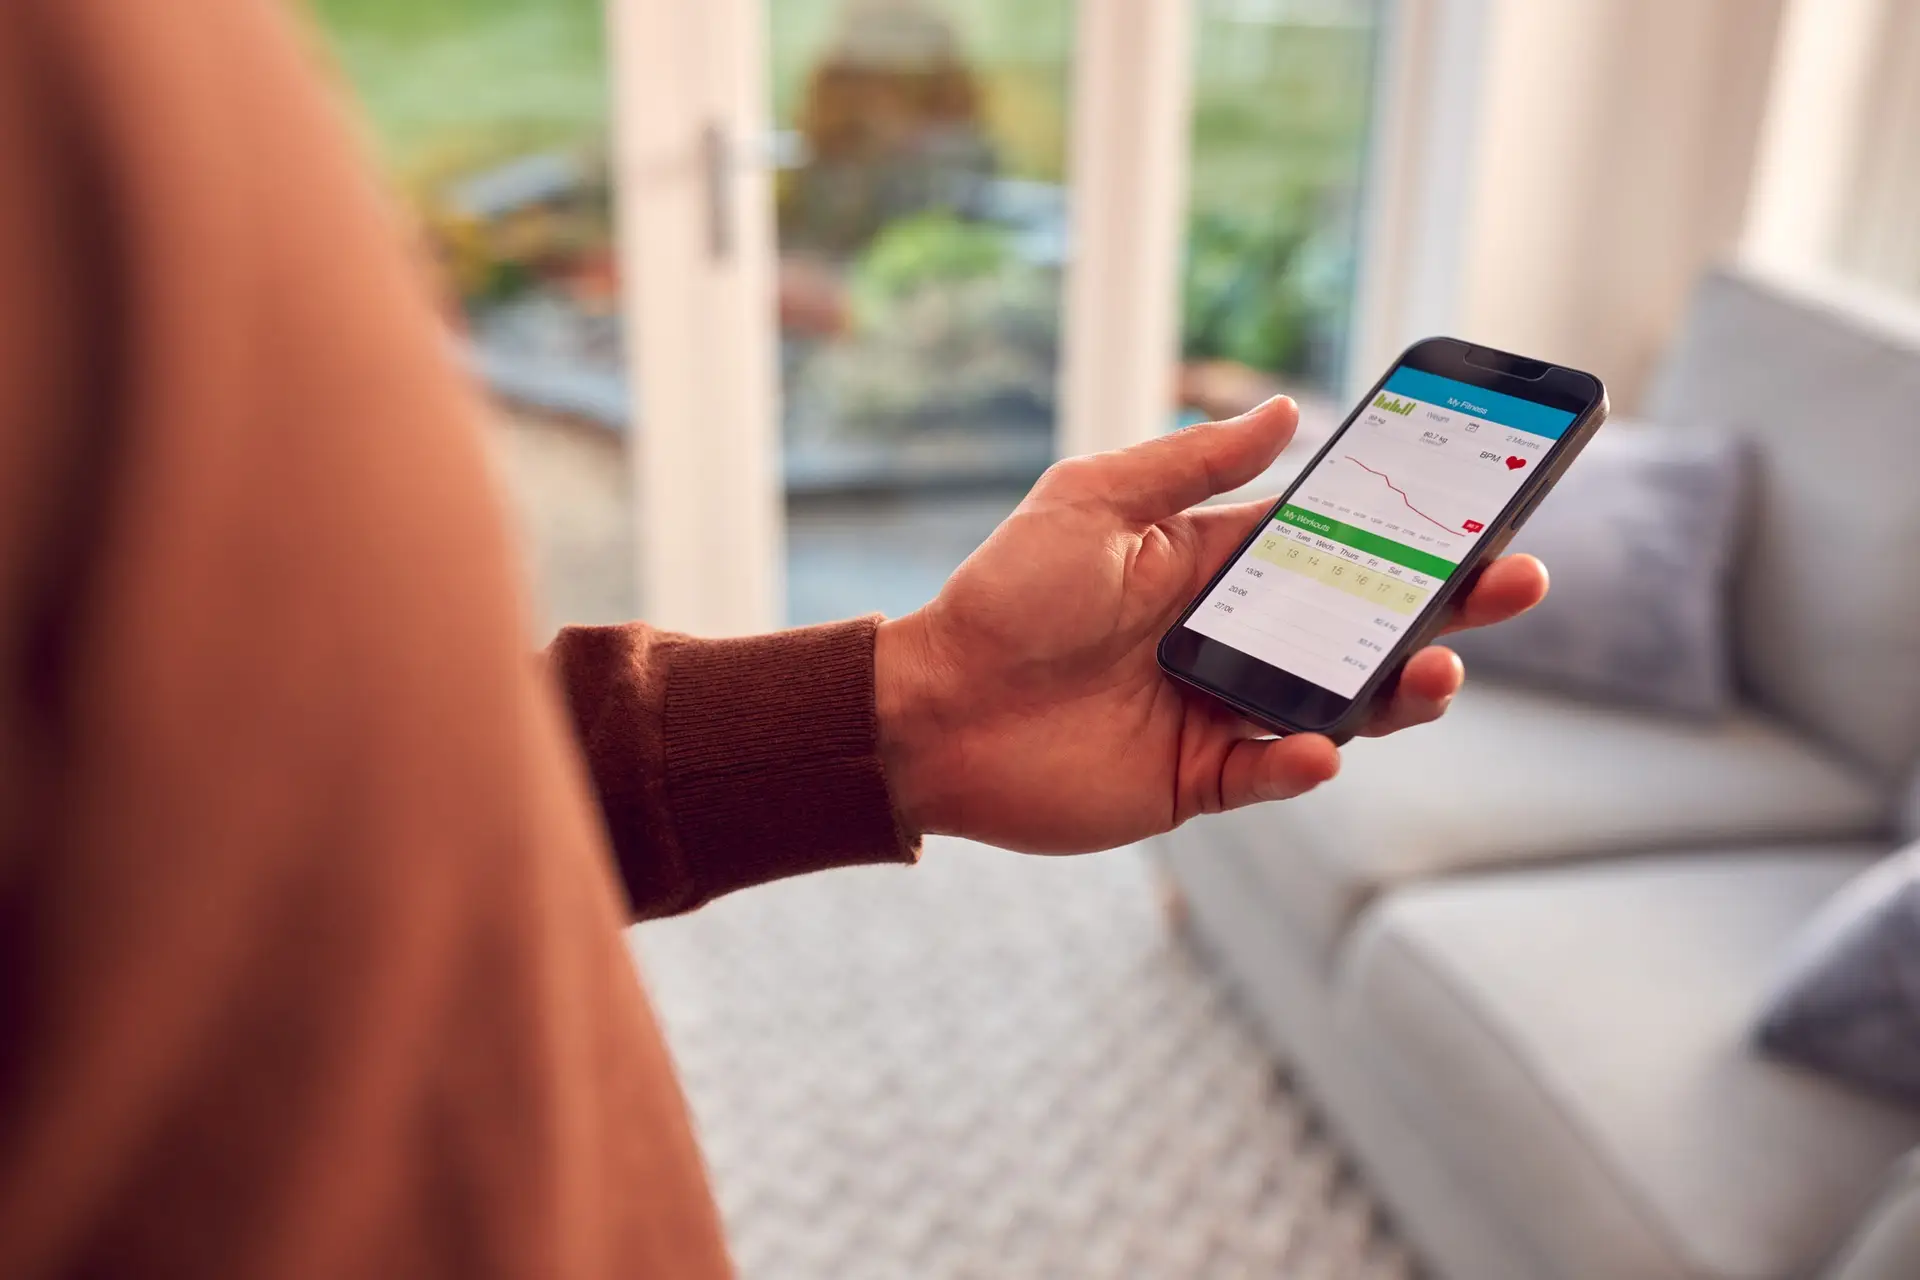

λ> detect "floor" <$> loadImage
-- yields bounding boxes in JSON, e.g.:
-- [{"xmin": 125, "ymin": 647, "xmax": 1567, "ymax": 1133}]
[
  {"xmin": 635, "ymin": 842, "xmax": 1412, "ymax": 1280},
  {"xmin": 490, "ymin": 408, "xmax": 1407, "ymax": 1279}
]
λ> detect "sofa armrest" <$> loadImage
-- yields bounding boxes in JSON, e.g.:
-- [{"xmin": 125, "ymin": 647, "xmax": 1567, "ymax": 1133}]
[{"xmin": 1823, "ymin": 1152, "xmax": 1920, "ymax": 1280}]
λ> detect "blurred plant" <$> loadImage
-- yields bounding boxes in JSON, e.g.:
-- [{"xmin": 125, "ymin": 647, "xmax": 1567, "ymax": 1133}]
[
  {"xmin": 849, "ymin": 211, "xmax": 1013, "ymax": 325},
  {"xmin": 791, "ymin": 210, "xmax": 1058, "ymax": 434},
  {"xmin": 411, "ymin": 151, "xmax": 615, "ymax": 311},
  {"xmin": 431, "ymin": 214, "xmax": 538, "ymax": 307},
  {"xmin": 1180, "ymin": 205, "xmax": 1318, "ymax": 379}
]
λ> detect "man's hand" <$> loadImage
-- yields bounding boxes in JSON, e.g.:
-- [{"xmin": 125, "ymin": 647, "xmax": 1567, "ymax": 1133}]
[{"xmin": 874, "ymin": 396, "xmax": 1549, "ymax": 853}]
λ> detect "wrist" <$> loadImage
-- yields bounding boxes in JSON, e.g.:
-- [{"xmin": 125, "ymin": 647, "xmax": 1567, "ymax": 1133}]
[{"xmin": 874, "ymin": 611, "xmax": 962, "ymax": 839}]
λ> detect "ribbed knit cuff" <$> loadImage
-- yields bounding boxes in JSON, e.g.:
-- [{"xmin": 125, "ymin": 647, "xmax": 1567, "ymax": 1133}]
[{"xmin": 660, "ymin": 616, "xmax": 919, "ymax": 905}]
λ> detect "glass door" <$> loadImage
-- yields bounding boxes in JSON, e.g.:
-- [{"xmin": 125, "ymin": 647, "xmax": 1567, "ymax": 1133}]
[
  {"xmin": 308, "ymin": 0, "xmax": 1389, "ymax": 636},
  {"xmin": 1178, "ymin": 0, "xmax": 1384, "ymax": 435},
  {"xmin": 767, "ymin": 0, "xmax": 1077, "ymax": 623},
  {"xmin": 769, "ymin": 0, "xmax": 1387, "ymax": 622}
]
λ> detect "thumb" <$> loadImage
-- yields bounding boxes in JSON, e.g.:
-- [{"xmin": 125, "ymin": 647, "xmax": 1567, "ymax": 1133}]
[
  {"xmin": 1216, "ymin": 732, "xmax": 1341, "ymax": 810},
  {"xmin": 1061, "ymin": 395, "xmax": 1299, "ymax": 524}
]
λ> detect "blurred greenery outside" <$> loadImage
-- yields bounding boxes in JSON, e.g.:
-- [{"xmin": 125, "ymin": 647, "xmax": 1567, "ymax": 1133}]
[
  {"xmin": 310, "ymin": 0, "xmax": 611, "ymax": 187},
  {"xmin": 308, "ymin": 0, "xmax": 1376, "ymax": 397}
]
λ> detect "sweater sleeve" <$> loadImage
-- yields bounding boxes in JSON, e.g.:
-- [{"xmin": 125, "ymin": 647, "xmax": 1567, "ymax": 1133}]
[{"xmin": 547, "ymin": 615, "xmax": 920, "ymax": 920}]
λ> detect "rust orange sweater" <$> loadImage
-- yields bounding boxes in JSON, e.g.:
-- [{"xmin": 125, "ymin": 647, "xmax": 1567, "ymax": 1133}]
[{"xmin": 0, "ymin": 2, "xmax": 915, "ymax": 1275}]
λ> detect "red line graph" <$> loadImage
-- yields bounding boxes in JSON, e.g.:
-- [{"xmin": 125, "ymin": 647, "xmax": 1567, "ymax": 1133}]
[{"xmin": 1342, "ymin": 456, "xmax": 1469, "ymax": 536}]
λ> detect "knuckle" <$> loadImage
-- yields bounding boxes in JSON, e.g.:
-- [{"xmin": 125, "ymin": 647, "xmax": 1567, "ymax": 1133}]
[{"xmin": 1037, "ymin": 456, "xmax": 1095, "ymax": 494}]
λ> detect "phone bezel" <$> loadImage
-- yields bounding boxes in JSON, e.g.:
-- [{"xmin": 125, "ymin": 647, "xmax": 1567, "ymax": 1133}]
[{"xmin": 1157, "ymin": 337, "xmax": 1607, "ymax": 741}]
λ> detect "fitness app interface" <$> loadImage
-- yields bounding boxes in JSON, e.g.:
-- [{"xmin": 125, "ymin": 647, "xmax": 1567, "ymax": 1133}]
[{"xmin": 1187, "ymin": 368, "xmax": 1576, "ymax": 697}]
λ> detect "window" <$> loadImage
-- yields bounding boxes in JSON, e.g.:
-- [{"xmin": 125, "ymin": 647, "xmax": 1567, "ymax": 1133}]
[
  {"xmin": 1179, "ymin": 0, "xmax": 1383, "ymax": 427},
  {"xmin": 768, "ymin": 0, "xmax": 1075, "ymax": 494},
  {"xmin": 309, "ymin": 0, "xmax": 632, "ymax": 630}
]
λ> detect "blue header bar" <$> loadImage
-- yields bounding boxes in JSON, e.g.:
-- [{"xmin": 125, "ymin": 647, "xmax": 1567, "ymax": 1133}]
[{"xmin": 1381, "ymin": 367, "xmax": 1576, "ymax": 440}]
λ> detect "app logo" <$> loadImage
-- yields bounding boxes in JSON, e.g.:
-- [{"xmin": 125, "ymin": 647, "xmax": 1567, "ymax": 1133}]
[{"xmin": 1372, "ymin": 393, "xmax": 1416, "ymax": 417}]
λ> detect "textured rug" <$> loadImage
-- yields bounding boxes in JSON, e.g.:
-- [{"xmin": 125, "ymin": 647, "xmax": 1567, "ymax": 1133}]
[{"xmin": 631, "ymin": 840, "xmax": 1412, "ymax": 1280}]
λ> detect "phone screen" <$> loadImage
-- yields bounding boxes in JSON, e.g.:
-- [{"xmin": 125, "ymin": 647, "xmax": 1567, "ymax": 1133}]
[{"xmin": 1183, "ymin": 367, "xmax": 1577, "ymax": 697}]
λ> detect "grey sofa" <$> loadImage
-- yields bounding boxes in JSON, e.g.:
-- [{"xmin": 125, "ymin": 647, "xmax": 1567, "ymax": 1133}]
[{"xmin": 1152, "ymin": 265, "xmax": 1920, "ymax": 1280}]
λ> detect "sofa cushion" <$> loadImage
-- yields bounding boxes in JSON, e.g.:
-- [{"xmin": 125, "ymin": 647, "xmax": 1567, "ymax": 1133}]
[
  {"xmin": 1339, "ymin": 849, "xmax": 1920, "ymax": 1280},
  {"xmin": 1823, "ymin": 1153, "xmax": 1920, "ymax": 1280},
  {"xmin": 1196, "ymin": 681, "xmax": 1885, "ymax": 961},
  {"xmin": 1448, "ymin": 423, "xmax": 1750, "ymax": 718},
  {"xmin": 1646, "ymin": 267, "xmax": 1920, "ymax": 781},
  {"xmin": 1757, "ymin": 842, "xmax": 1920, "ymax": 1104}
]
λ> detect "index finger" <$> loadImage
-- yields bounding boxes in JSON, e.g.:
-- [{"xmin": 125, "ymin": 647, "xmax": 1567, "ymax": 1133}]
[
  {"xmin": 1082, "ymin": 396, "xmax": 1299, "ymax": 524},
  {"xmin": 1440, "ymin": 554, "xmax": 1549, "ymax": 635}
]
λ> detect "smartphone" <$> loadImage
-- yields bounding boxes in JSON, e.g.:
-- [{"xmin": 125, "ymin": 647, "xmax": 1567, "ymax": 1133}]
[{"xmin": 1158, "ymin": 338, "xmax": 1607, "ymax": 742}]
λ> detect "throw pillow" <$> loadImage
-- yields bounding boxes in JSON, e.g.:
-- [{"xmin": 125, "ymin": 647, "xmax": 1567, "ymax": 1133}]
[
  {"xmin": 1447, "ymin": 423, "xmax": 1749, "ymax": 717},
  {"xmin": 1756, "ymin": 843, "xmax": 1920, "ymax": 1104}
]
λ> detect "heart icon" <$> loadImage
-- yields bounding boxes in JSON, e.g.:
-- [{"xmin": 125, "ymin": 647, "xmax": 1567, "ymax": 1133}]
[{"xmin": 1505, "ymin": 456, "xmax": 1526, "ymax": 470}]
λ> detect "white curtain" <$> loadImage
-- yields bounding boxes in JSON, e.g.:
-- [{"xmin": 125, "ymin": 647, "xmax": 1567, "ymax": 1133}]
[{"xmin": 1839, "ymin": 1, "xmax": 1920, "ymax": 300}]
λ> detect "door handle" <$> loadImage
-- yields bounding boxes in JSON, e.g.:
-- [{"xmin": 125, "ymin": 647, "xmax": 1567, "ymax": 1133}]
[
  {"xmin": 701, "ymin": 120, "xmax": 735, "ymax": 263},
  {"xmin": 700, "ymin": 125, "xmax": 809, "ymax": 264}
]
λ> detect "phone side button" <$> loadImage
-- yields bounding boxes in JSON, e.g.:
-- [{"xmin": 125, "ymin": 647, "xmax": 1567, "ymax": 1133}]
[{"xmin": 1509, "ymin": 487, "xmax": 1552, "ymax": 531}]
